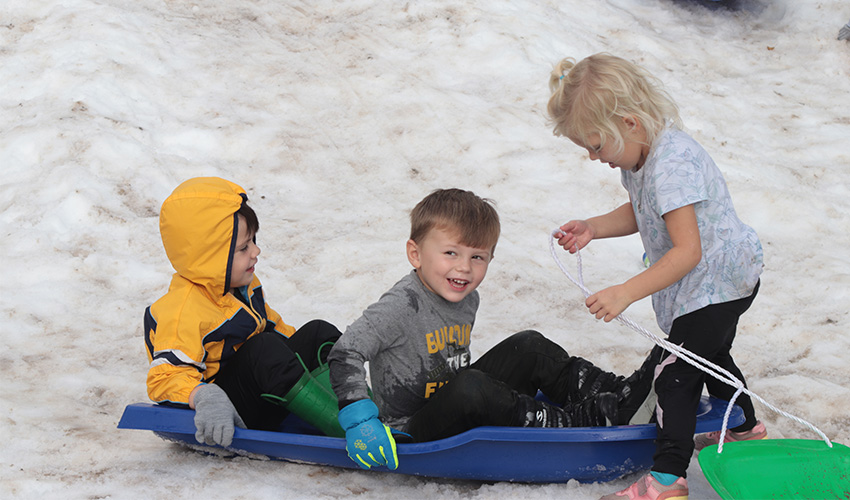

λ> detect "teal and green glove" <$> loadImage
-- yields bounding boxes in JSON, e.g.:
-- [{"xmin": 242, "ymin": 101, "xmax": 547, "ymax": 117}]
[{"xmin": 337, "ymin": 399, "xmax": 398, "ymax": 470}]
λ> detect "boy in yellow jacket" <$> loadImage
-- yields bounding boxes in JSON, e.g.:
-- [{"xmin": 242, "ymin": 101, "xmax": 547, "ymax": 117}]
[{"xmin": 145, "ymin": 177, "xmax": 341, "ymax": 447}]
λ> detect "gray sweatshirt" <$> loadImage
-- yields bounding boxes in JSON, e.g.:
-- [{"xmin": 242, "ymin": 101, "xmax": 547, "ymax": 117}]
[{"xmin": 329, "ymin": 270, "xmax": 477, "ymax": 429}]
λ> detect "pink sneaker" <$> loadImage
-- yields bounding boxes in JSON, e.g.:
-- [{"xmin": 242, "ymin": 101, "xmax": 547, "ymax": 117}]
[
  {"xmin": 600, "ymin": 474, "xmax": 688, "ymax": 500},
  {"xmin": 694, "ymin": 420, "xmax": 767, "ymax": 451}
]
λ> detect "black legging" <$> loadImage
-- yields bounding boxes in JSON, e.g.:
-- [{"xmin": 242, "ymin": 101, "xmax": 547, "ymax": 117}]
[
  {"xmin": 653, "ymin": 281, "xmax": 760, "ymax": 477},
  {"xmin": 214, "ymin": 319, "xmax": 341, "ymax": 431},
  {"xmin": 403, "ymin": 330, "xmax": 622, "ymax": 441}
]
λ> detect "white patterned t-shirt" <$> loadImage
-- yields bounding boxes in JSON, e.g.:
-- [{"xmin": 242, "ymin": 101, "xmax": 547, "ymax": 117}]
[{"xmin": 621, "ymin": 127, "xmax": 763, "ymax": 334}]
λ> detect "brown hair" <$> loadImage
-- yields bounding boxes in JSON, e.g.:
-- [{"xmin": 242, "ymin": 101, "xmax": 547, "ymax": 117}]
[
  {"xmin": 409, "ymin": 188, "xmax": 500, "ymax": 254},
  {"xmin": 235, "ymin": 194, "xmax": 259, "ymax": 235}
]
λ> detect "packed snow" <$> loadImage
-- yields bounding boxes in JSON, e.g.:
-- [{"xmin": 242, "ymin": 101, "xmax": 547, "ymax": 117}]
[{"xmin": 1, "ymin": 0, "xmax": 848, "ymax": 498}]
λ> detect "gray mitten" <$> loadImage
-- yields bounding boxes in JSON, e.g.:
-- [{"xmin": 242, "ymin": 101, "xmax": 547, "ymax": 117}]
[{"xmin": 192, "ymin": 384, "xmax": 246, "ymax": 447}]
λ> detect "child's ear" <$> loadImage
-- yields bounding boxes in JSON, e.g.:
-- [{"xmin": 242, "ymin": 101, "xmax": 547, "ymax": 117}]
[
  {"xmin": 406, "ymin": 239, "xmax": 421, "ymax": 269},
  {"xmin": 622, "ymin": 115, "xmax": 641, "ymax": 131}
]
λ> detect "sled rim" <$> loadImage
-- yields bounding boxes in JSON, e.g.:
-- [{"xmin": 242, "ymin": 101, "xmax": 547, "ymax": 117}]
[
  {"xmin": 119, "ymin": 396, "xmax": 742, "ymax": 483},
  {"xmin": 698, "ymin": 438, "xmax": 850, "ymax": 500}
]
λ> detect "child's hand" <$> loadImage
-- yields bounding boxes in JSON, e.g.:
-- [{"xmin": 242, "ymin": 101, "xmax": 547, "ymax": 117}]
[
  {"xmin": 338, "ymin": 399, "xmax": 399, "ymax": 470},
  {"xmin": 192, "ymin": 383, "xmax": 246, "ymax": 447},
  {"xmin": 586, "ymin": 285, "xmax": 632, "ymax": 322},
  {"xmin": 555, "ymin": 220, "xmax": 595, "ymax": 253}
]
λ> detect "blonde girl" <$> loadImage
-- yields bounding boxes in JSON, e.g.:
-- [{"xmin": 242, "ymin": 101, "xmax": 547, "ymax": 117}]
[{"xmin": 548, "ymin": 53, "xmax": 766, "ymax": 500}]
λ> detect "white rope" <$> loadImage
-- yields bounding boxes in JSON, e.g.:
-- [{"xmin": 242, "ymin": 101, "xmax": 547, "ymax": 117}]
[
  {"xmin": 548, "ymin": 229, "xmax": 833, "ymax": 450},
  {"xmin": 718, "ymin": 386, "xmax": 745, "ymax": 453}
]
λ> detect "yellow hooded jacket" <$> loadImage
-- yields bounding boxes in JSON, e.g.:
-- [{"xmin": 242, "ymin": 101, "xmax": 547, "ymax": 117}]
[{"xmin": 144, "ymin": 177, "xmax": 296, "ymax": 406}]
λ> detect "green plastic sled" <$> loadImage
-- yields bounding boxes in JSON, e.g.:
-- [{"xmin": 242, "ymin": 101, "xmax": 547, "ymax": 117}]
[{"xmin": 698, "ymin": 439, "xmax": 850, "ymax": 499}]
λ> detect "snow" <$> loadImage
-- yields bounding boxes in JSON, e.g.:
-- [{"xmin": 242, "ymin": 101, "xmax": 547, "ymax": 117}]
[{"xmin": 1, "ymin": 0, "xmax": 849, "ymax": 498}]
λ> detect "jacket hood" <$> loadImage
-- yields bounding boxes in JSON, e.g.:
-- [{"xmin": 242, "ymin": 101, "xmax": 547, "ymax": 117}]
[{"xmin": 159, "ymin": 177, "xmax": 246, "ymax": 297}]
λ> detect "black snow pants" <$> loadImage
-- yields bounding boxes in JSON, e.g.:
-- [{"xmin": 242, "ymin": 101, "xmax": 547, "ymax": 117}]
[
  {"xmin": 402, "ymin": 329, "xmax": 622, "ymax": 442},
  {"xmin": 213, "ymin": 319, "xmax": 342, "ymax": 431},
  {"xmin": 653, "ymin": 281, "xmax": 759, "ymax": 478}
]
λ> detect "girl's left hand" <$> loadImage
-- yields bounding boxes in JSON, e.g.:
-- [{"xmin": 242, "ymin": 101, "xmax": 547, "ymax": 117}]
[{"xmin": 586, "ymin": 285, "xmax": 632, "ymax": 322}]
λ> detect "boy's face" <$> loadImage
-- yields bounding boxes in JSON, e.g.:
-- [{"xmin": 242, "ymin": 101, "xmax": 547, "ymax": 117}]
[
  {"xmin": 406, "ymin": 226, "xmax": 492, "ymax": 303},
  {"xmin": 230, "ymin": 214, "xmax": 261, "ymax": 290}
]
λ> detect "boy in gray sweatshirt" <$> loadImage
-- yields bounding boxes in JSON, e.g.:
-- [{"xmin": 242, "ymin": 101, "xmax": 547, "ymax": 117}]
[{"xmin": 329, "ymin": 188, "xmax": 658, "ymax": 470}]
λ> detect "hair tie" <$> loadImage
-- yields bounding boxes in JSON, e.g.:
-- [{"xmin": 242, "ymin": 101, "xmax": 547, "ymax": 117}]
[{"xmin": 559, "ymin": 74, "xmax": 565, "ymax": 80}]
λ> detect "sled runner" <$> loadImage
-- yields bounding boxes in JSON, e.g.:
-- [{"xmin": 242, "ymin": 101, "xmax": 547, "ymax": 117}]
[{"xmin": 118, "ymin": 395, "xmax": 741, "ymax": 483}]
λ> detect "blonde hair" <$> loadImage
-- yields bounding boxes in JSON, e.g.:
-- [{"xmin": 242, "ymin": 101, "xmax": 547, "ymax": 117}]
[
  {"xmin": 547, "ymin": 53, "xmax": 682, "ymax": 156},
  {"xmin": 410, "ymin": 188, "xmax": 500, "ymax": 255}
]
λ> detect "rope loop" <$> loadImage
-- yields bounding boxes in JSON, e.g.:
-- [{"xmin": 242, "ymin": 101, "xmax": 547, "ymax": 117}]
[{"xmin": 718, "ymin": 386, "xmax": 745, "ymax": 453}]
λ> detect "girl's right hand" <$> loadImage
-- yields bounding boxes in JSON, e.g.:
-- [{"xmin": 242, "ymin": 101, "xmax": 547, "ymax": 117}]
[{"xmin": 556, "ymin": 220, "xmax": 595, "ymax": 253}]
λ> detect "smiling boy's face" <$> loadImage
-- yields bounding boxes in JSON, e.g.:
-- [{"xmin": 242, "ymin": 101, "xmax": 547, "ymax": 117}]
[
  {"xmin": 406, "ymin": 226, "xmax": 492, "ymax": 303},
  {"xmin": 229, "ymin": 214, "xmax": 260, "ymax": 290}
]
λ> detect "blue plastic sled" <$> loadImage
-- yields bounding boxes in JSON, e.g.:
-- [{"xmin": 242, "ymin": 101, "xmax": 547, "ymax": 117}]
[{"xmin": 118, "ymin": 395, "xmax": 742, "ymax": 483}]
